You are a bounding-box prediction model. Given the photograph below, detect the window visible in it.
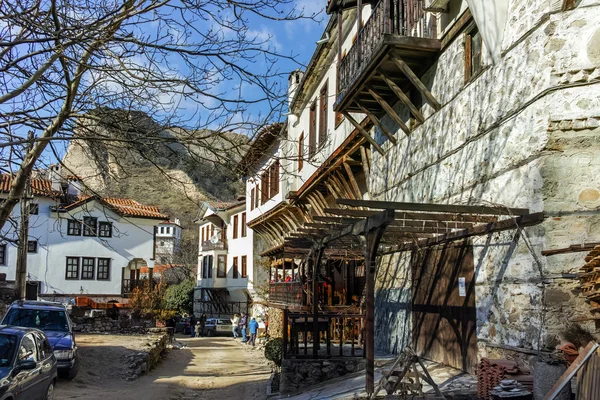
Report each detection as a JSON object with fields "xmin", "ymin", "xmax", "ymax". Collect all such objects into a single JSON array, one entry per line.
[
  {"xmin": 202, "ymin": 256, "xmax": 208, "ymax": 279},
  {"xmin": 250, "ymin": 188, "xmax": 255, "ymax": 210},
  {"xmin": 335, "ymin": 65, "xmax": 344, "ymax": 126},
  {"xmin": 298, "ymin": 132, "xmax": 304, "ymax": 171},
  {"xmin": 65, "ymin": 257, "xmax": 79, "ymax": 280},
  {"xmin": 319, "ymin": 81, "xmax": 328, "ymax": 147},
  {"xmin": 27, "ymin": 241, "xmax": 37, "ymax": 253},
  {"xmin": 309, "ymin": 101, "xmax": 317, "ymax": 158},
  {"xmin": 18, "ymin": 334, "xmax": 37, "ymax": 363},
  {"xmin": 98, "ymin": 222, "xmax": 112, "ymax": 238},
  {"xmin": 241, "ymin": 212, "xmax": 247, "ymax": 237},
  {"xmin": 254, "ymin": 186, "xmax": 259, "ymax": 209},
  {"xmin": 207, "ymin": 255, "xmax": 213, "ymax": 278},
  {"xmin": 210, "ymin": 224, "xmax": 214, "ymax": 238},
  {"xmin": 34, "ymin": 332, "xmax": 53, "ymax": 360},
  {"xmin": 465, "ymin": 26, "xmax": 483, "ymax": 82},
  {"xmin": 166, "ymin": 227, "xmax": 171, "ymax": 234},
  {"xmin": 232, "ymin": 256, "xmax": 239, "ymax": 279},
  {"xmin": 81, "ymin": 257, "xmax": 95, "ymax": 280},
  {"xmin": 29, "ymin": 204, "xmax": 39, "ymax": 215},
  {"xmin": 261, "ymin": 169, "xmax": 270, "ymax": 204},
  {"xmin": 97, "ymin": 258, "xmax": 110, "ymax": 280},
  {"xmin": 233, "ymin": 215, "xmax": 239, "ymax": 239},
  {"xmin": 0, "ymin": 244, "xmax": 6, "ymax": 265},
  {"xmin": 241, "ymin": 255, "xmax": 247, "ymax": 278},
  {"xmin": 67, "ymin": 219, "xmax": 81, "ymax": 236},
  {"xmin": 217, "ymin": 255, "xmax": 227, "ymax": 277},
  {"xmin": 83, "ymin": 217, "xmax": 97, "ymax": 236},
  {"xmin": 270, "ymin": 160, "xmax": 280, "ymax": 198},
  {"xmin": 160, "ymin": 241, "xmax": 165, "ymax": 246},
  {"xmin": 160, "ymin": 226, "xmax": 165, "ymax": 234}
]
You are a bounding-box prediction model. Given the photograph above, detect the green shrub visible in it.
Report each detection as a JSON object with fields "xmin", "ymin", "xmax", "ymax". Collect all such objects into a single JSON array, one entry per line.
[{"xmin": 264, "ymin": 337, "xmax": 283, "ymax": 367}]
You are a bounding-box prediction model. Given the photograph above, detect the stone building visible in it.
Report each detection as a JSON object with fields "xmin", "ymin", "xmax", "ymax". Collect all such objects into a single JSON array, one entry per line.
[
  {"xmin": 154, "ymin": 219, "xmax": 182, "ymax": 264},
  {"xmin": 243, "ymin": 0, "xmax": 600, "ymax": 394}
]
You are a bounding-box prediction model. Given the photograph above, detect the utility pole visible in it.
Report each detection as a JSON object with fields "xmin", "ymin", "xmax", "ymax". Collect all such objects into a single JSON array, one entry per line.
[{"xmin": 15, "ymin": 131, "xmax": 34, "ymax": 300}]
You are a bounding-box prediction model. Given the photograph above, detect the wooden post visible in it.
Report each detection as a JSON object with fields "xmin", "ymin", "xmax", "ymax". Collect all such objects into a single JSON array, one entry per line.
[
  {"xmin": 312, "ymin": 246, "xmax": 324, "ymax": 357},
  {"xmin": 282, "ymin": 308, "xmax": 289, "ymax": 359},
  {"xmin": 357, "ymin": 0, "xmax": 362, "ymax": 66}
]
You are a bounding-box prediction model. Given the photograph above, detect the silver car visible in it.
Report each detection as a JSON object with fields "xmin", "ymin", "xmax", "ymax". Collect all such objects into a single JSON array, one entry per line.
[{"xmin": 204, "ymin": 318, "xmax": 233, "ymax": 337}]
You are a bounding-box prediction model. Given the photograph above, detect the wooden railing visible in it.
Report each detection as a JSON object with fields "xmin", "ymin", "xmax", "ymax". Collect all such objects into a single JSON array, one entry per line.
[
  {"xmin": 269, "ymin": 282, "xmax": 305, "ymax": 306},
  {"xmin": 285, "ymin": 313, "xmax": 365, "ymax": 358},
  {"xmin": 121, "ymin": 278, "xmax": 158, "ymax": 295},
  {"xmin": 201, "ymin": 240, "xmax": 227, "ymax": 251},
  {"xmin": 337, "ymin": 0, "xmax": 436, "ymax": 101}
]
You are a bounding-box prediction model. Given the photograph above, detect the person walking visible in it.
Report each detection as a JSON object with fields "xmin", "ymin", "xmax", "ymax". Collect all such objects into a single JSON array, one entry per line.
[
  {"xmin": 231, "ymin": 314, "xmax": 240, "ymax": 339},
  {"xmin": 199, "ymin": 313, "xmax": 207, "ymax": 337},
  {"xmin": 248, "ymin": 317, "xmax": 259, "ymax": 346},
  {"xmin": 239, "ymin": 312, "xmax": 248, "ymax": 343},
  {"xmin": 190, "ymin": 314, "xmax": 196, "ymax": 338}
]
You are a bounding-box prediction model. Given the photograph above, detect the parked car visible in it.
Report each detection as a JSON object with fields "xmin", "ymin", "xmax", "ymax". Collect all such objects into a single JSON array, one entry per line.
[
  {"xmin": 0, "ymin": 325, "xmax": 58, "ymax": 400},
  {"xmin": 175, "ymin": 317, "xmax": 191, "ymax": 334},
  {"xmin": 204, "ymin": 318, "xmax": 233, "ymax": 337},
  {"xmin": 1, "ymin": 300, "xmax": 79, "ymax": 380}
]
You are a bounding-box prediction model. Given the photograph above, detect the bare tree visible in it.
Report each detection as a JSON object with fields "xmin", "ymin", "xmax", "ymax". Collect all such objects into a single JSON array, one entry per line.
[{"xmin": 0, "ymin": 0, "xmax": 317, "ymax": 230}]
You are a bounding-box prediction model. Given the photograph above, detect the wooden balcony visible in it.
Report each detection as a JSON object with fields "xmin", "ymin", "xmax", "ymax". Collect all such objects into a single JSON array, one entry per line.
[
  {"xmin": 269, "ymin": 282, "xmax": 306, "ymax": 307},
  {"xmin": 201, "ymin": 240, "xmax": 227, "ymax": 251},
  {"xmin": 335, "ymin": 0, "xmax": 442, "ymax": 143}
]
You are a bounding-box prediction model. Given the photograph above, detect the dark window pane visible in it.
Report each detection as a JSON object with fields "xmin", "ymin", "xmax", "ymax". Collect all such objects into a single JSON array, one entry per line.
[
  {"xmin": 83, "ymin": 217, "xmax": 97, "ymax": 236},
  {"xmin": 66, "ymin": 257, "xmax": 79, "ymax": 279},
  {"xmin": 81, "ymin": 257, "xmax": 95, "ymax": 279},
  {"xmin": 98, "ymin": 222, "xmax": 112, "ymax": 238},
  {"xmin": 97, "ymin": 258, "xmax": 110, "ymax": 280},
  {"xmin": 67, "ymin": 220, "xmax": 81, "ymax": 236},
  {"xmin": 0, "ymin": 244, "xmax": 5, "ymax": 265},
  {"xmin": 27, "ymin": 241, "xmax": 37, "ymax": 253}
]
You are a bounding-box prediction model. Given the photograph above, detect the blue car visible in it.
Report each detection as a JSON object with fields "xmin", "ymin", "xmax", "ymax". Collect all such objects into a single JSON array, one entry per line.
[
  {"xmin": 0, "ymin": 325, "xmax": 58, "ymax": 400},
  {"xmin": 1, "ymin": 301, "xmax": 78, "ymax": 380}
]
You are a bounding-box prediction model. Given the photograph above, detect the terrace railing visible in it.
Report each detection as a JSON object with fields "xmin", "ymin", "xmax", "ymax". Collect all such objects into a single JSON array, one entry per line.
[{"xmin": 269, "ymin": 282, "xmax": 305, "ymax": 306}]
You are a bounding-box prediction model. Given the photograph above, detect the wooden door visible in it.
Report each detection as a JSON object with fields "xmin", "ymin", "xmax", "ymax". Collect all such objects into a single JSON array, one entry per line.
[{"xmin": 411, "ymin": 242, "xmax": 477, "ymax": 373}]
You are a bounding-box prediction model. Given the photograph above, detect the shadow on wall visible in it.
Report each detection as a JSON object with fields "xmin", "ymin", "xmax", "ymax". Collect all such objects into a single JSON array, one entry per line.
[{"xmin": 375, "ymin": 252, "xmax": 412, "ymax": 355}]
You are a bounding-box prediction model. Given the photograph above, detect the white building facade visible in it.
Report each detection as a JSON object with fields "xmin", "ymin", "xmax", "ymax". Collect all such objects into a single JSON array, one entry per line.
[
  {"xmin": 0, "ymin": 175, "xmax": 168, "ymax": 302},
  {"xmin": 154, "ymin": 219, "xmax": 183, "ymax": 264}
]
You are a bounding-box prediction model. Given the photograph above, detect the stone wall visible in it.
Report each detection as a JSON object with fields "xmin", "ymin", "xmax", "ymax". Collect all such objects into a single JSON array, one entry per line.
[
  {"xmin": 72, "ymin": 316, "xmax": 148, "ymax": 334},
  {"xmin": 268, "ymin": 307, "xmax": 284, "ymax": 338},
  {"xmin": 370, "ymin": 3, "xmax": 600, "ymax": 363},
  {"xmin": 280, "ymin": 358, "xmax": 365, "ymax": 394},
  {"xmin": 125, "ymin": 333, "xmax": 168, "ymax": 380}
]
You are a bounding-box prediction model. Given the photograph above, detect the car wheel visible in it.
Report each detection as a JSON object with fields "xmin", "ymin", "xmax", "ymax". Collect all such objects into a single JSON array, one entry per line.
[{"xmin": 46, "ymin": 381, "xmax": 55, "ymax": 400}]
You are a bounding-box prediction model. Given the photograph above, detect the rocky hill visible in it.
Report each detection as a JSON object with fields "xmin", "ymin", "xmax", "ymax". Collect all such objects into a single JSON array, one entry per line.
[{"xmin": 62, "ymin": 109, "xmax": 248, "ymax": 244}]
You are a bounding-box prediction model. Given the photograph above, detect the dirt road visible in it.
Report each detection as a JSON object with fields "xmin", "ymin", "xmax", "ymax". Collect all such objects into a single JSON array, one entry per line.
[{"xmin": 55, "ymin": 334, "xmax": 271, "ymax": 400}]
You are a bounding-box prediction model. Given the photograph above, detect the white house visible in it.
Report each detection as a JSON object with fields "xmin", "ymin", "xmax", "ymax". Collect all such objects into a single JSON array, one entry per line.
[
  {"xmin": 155, "ymin": 219, "xmax": 182, "ymax": 264},
  {"xmin": 0, "ymin": 173, "xmax": 168, "ymax": 302},
  {"xmin": 195, "ymin": 199, "xmax": 260, "ymax": 316}
]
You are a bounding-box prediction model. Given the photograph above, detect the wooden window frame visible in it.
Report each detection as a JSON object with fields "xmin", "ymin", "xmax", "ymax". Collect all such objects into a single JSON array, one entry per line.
[
  {"xmin": 250, "ymin": 188, "xmax": 255, "ymax": 210},
  {"xmin": 97, "ymin": 258, "xmax": 110, "ymax": 280},
  {"xmin": 319, "ymin": 81, "xmax": 328, "ymax": 148},
  {"xmin": 81, "ymin": 257, "xmax": 95, "ymax": 280},
  {"xmin": 207, "ymin": 255, "xmax": 213, "ymax": 278},
  {"xmin": 269, "ymin": 159, "xmax": 280, "ymax": 198},
  {"xmin": 0, "ymin": 244, "xmax": 6, "ymax": 265},
  {"xmin": 67, "ymin": 219, "xmax": 81, "ymax": 236},
  {"xmin": 232, "ymin": 256, "xmax": 239, "ymax": 279},
  {"xmin": 65, "ymin": 257, "xmax": 79, "ymax": 280},
  {"xmin": 241, "ymin": 255, "xmax": 248, "ymax": 278},
  {"xmin": 298, "ymin": 132, "xmax": 304, "ymax": 171},
  {"xmin": 98, "ymin": 222, "xmax": 112, "ymax": 238},
  {"xmin": 241, "ymin": 212, "xmax": 247, "ymax": 237},
  {"xmin": 27, "ymin": 241, "xmax": 37, "ymax": 253},
  {"xmin": 309, "ymin": 101, "xmax": 317, "ymax": 158},
  {"xmin": 261, "ymin": 169, "xmax": 270, "ymax": 204},
  {"xmin": 83, "ymin": 216, "xmax": 97, "ymax": 237},
  {"xmin": 210, "ymin": 224, "xmax": 214, "ymax": 238},
  {"xmin": 233, "ymin": 214, "xmax": 239, "ymax": 239},
  {"xmin": 29, "ymin": 204, "xmax": 39, "ymax": 215},
  {"xmin": 217, "ymin": 255, "xmax": 227, "ymax": 277},
  {"xmin": 464, "ymin": 24, "xmax": 483, "ymax": 83}
]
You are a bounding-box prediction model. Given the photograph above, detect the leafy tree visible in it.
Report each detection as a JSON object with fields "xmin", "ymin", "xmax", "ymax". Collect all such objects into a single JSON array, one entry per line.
[
  {"xmin": 164, "ymin": 278, "xmax": 195, "ymax": 316},
  {"xmin": 129, "ymin": 280, "xmax": 175, "ymax": 321}
]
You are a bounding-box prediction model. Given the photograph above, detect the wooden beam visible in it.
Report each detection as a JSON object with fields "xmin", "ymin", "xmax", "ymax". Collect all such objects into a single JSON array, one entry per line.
[
  {"xmin": 342, "ymin": 112, "xmax": 385, "ymax": 155},
  {"xmin": 390, "ymin": 53, "xmax": 442, "ymax": 111},
  {"xmin": 354, "ymin": 100, "xmax": 398, "ymax": 145},
  {"xmin": 336, "ymin": 198, "xmax": 531, "ymax": 216},
  {"xmin": 360, "ymin": 146, "xmax": 370, "ymax": 190},
  {"xmin": 324, "ymin": 207, "xmax": 500, "ymax": 223},
  {"xmin": 343, "ymin": 162, "xmax": 363, "ymax": 200},
  {"xmin": 366, "ymin": 86, "xmax": 411, "ymax": 135},
  {"xmin": 541, "ymin": 242, "xmax": 600, "ymax": 256},
  {"xmin": 383, "ymin": 212, "xmax": 545, "ymax": 253},
  {"xmin": 324, "ymin": 209, "xmax": 395, "ymax": 244},
  {"xmin": 313, "ymin": 215, "xmax": 361, "ymax": 224},
  {"xmin": 378, "ymin": 71, "xmax": 425, "ymax": 123}
]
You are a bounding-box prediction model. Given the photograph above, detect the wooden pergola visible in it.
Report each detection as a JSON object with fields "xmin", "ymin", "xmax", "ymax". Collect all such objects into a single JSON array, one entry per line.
[{"xmin": 282, "ymin": 198, "xmax": 544, "ymax": 395}]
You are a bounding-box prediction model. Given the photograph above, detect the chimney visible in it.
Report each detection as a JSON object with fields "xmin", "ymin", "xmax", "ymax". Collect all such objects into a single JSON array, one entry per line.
[
  {"xmin": 288, "ymin": 69, "xmax": 304, "ymax": 110},
  {"xmin": 174, "ymin": 218, "xmax": 181, "ymax": 226},
  {"xmin": 49, "ymin": 164, "xmax": 62, "ymax": 192},
  {"xmin": 67, "ymin": 177, "xmax": 83, "ymax": 196}
]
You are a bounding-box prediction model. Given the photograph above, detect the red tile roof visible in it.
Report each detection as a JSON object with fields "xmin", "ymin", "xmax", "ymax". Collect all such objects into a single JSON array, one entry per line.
[
  {"xmin": 64, "ymin": 195, "xmax": 168, "ymax": 220},
  {"xmin": 208, "ymin": 199, "xmax": 246, "ymax": 211},
  {"xmin": 0, "ymin": 175, "xmax": 60, "ymax": 198}
]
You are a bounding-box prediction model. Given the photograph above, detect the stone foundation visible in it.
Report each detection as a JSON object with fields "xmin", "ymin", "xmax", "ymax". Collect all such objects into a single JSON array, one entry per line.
[
  {"xmin": 280, "ymin": 358, "xmax": 365, "ymax": 394},
  {"xmin": 72, "ymin": 316, "xmax": 148, "ymax": 334}
]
